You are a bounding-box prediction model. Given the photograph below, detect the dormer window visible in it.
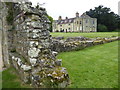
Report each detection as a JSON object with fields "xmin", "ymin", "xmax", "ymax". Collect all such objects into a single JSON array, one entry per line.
[
  {"xmin": 65, "ymin": 20, "xmax": 67, "ymax": 23},
  {"xmin": 69, "ymin": 20, "xmax": 72, "ymax": 23}
]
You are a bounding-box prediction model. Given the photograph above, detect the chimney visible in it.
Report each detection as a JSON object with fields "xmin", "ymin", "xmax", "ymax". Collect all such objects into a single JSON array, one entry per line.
[
  {"xmin": 83, "ymin": 12, "xmax": 86, "ymax": 15},
  {"xmin": 76, "ymin": 12, "xmax": 79, "ymax": 17},
  {"xmin": 58, "ymin": 16, "xmax": 62, "ymax": 20},
  {"xmin": 65, "ymin": 17, "xmax": 68, "ymax": 19}
]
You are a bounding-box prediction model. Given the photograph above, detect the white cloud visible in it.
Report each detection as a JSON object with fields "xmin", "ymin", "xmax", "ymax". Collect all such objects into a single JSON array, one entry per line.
[{"xmin": 30, "ymin": 0, "xmax": 119, "ymax": 20}]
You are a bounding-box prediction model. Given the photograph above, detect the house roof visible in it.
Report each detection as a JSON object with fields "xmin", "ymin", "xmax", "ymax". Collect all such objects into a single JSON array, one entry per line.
[
  {"xmin": 57, "ymin": 18, "xmax": 75, "ymax": 24},
  {"xmin": 54, "ymin": 13, "xmax": 96, "ymax": 24},
  {"xmin": 80, "ymin": 13, "xmax": 91, "ymax": 18}
]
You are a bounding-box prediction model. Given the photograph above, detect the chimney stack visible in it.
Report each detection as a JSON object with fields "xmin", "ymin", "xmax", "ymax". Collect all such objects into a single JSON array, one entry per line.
[
  {"xmin": 65, "ymin": 17, "xmax": 68, "ymax": 19},
  {"xmin": 76, "ymin": 12, "xmax": 79, "ymax": 17},
  {"xmin": 58, "ymin": 16, "xmax": 62, "ymax": 20}
]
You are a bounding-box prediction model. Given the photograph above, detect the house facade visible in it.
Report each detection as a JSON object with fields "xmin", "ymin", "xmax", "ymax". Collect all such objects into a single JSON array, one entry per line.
[{"xmin": 52, "ymin": 12, "xmax": 97, "ymax": 32}]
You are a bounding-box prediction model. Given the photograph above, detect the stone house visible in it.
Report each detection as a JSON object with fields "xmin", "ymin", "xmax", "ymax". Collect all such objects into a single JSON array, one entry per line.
[{"xmin": 52, "ymin": 12, "xmax": 97, "ymax": 32}]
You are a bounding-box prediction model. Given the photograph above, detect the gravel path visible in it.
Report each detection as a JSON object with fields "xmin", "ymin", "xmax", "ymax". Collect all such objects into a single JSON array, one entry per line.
[{"xmin": 0, "ymin": 30, "xmax": 3, "ymax": 72}]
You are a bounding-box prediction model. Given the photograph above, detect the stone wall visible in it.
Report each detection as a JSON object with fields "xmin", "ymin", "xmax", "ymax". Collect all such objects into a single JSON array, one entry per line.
[
  {"xmin": 0, "ymin": 2, "xmax": 10, "ymax": 68},
  {"xmin": 8, "ymin": 2, "xmax": 69, "ymax": 88},
  {"xmin": 51, "ymin": 36, "xmax": 119, "ymax": 52}
]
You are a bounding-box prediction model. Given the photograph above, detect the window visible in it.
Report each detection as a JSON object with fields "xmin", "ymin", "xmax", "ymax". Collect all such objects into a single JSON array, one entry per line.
[
  {"xmin": 93, "ymin": 20, "xmax": 94, "ymax": 24},
  {"xmin": 80, "ymin": 21, "xmax": 82, "ymax": 24},
  {"xmin": 61, "ymin": 21, "xmax": 64, "ymax": 23},
  {"xmin": 69, "ymin": 20, "xmax": 72, "ymax": 22},
  {"xmin": 68, "ymin": 28, "xmax": 70, "ymax": 30},
  {"xmin": 86, "ymin": 20, "xmax": 88, "ymax": 23},
  {"xmin": 77, "ymin": 21, "xmax": 79, "ymax": 24},
  {"xmin": 77, "ymin": 27, "xmax": 79, "ymax": 30},
  {"xmin": 60, "ymin": 25, "xmax": 62, "ymax": 27},
  {"xmin": 69, "ymin": 24, "xmax": 70, "ymax": 25},
  {"xmin": 80, "ymin": 26, "xmax": 82, "ymax": 30}
]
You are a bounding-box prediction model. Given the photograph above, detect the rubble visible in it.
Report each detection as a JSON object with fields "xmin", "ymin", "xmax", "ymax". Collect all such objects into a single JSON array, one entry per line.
[{"xmin": 51, "ymin": 36, "xmax": 119, "ymax": 52}]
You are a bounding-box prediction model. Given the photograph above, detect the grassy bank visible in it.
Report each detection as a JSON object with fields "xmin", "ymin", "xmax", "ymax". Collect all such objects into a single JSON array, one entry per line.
[
  {"xmin": 2, "ymin": 68, "xmax": 32, "ymax": 88},
  {"xmin": 51, "ymin": 32, "xmax": 118, "ymax": 38},
  {"xmin": 57, "ymin": 41, "xmax": 118, "ymax": 88}
]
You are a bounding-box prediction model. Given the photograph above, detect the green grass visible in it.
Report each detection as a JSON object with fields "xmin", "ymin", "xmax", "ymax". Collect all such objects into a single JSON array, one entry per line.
[
  {"xmin": 2, "ymin": 68, "xmax": 32, "ymax": 88},
  {"xmin": 51, "ymin": 32, "xmax": 118, "ymax": 38},
  {"xmin": 57, "ymin": 41, "xmax": 118, "ymax": 88},
  {"xmin": 0, "ymin": 72, "xmax": 2, "ymax": 89}
]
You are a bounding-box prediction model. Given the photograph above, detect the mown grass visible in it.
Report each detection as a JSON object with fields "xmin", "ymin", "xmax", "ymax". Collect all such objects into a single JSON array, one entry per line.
[
  {"xmin": 2, "ymin": 68, "xmax": 32, "ymax": 88},
  {"xmin": 57, "ymin": 41, "xmax": 118, "ymax": 88},
  {"xmin": 0, "ymin": 72, "xmax": 2, "ymax": 89},
  {"xmin": 51, "ymin": 32, "xmax": 118, "ymax": 38}
]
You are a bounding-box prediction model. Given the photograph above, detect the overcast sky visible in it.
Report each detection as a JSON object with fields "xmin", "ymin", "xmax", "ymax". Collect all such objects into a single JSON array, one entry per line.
[{"xmin": 30, "ymin": 0, "xmax": 120, "ymax": 20}]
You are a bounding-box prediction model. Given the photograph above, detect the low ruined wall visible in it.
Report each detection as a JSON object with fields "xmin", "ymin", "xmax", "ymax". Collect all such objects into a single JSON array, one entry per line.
[
  {"xmin": 9, "ymin": 2, "xmax": 69, "ymax": 88},
  {"xmin": 51, "ymin": 36, "xmax": 119, "ymax": 52}
]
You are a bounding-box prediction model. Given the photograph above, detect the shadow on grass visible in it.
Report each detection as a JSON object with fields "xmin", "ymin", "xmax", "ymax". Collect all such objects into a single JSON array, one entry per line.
[{"xmin": 2, "ymin": 67, "xmax": 32, "ymax": 88}]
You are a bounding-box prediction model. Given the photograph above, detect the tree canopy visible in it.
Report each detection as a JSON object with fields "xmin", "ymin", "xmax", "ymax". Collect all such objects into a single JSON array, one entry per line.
[
  {"xmin": 46, "ymin": 15, "xmax": 53, "ymax": 32},
  {"xmin": 86, "ymin": 5, "xmax": 120, "ymax": 32}
]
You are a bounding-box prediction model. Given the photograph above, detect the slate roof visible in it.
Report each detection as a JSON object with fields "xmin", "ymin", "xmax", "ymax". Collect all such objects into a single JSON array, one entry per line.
[
  {"xmin": 80, "ymin": 13, "xmax": 91, "ymax": 18},
  {"xmin": 55, "ymin": 13, "xmax": 94, "ymax": 24},
  {"xmin": 57, "ymin": 18, "xmax": 75, "ymax": 24}
]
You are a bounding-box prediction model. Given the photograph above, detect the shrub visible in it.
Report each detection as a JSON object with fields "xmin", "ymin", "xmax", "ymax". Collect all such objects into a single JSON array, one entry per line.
[{"xmin": 98, "ymin": 24, "xmax": 108, "ymax": 32}]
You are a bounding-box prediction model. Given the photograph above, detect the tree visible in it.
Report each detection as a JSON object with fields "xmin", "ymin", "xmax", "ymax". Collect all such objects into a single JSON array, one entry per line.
[
  {"xmin": 86, "ymin": 5, "xmax": 120, "ymax": 32},
  {"xmin": 46, "ymin": 15, "xmax": 53, "ymax": 32}
]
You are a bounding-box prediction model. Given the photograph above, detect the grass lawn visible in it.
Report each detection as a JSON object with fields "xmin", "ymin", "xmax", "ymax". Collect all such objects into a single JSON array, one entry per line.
[
  {"xmin": 51, "ymin": 32, "xmax": 118, "ymax": 38},
  {"xmin": 57, "ymin": 41, "xmax": 118, "ymax": 88},
  {"xmin": 0, "ymin": 72, "xmax": 2, "ymax": 89},
  {"xmin": 2, "ymin": 68, "xmax": 32, "ymax": 88}
]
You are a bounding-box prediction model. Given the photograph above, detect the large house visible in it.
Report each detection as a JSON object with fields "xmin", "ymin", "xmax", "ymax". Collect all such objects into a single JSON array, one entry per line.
[{"xmin": 52, "ymin": 12, "xmax": 97, "ymax": 32}]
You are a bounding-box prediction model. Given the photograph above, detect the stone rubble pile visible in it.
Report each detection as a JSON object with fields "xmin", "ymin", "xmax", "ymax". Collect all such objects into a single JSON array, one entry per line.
[
  {"xmin": 66, "ymin": 36, "xmax": 90, "ymax": 42},
  {"xmin": 9, "ymin": 2, "xmax": 69, "ymax": 88},
  {"xmin": 51, "ymin": 36, "xmax": 119, "ymax": 52}
]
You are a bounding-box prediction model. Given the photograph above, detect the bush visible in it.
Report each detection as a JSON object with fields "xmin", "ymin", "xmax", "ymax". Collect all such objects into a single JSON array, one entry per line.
[
  {"xmin": 98, "ymin": 24, "xmax": 108, "ymax": 32},
  {"xmin": 113, "ymin": 29, "xmax": 120, "ymax": 32}
]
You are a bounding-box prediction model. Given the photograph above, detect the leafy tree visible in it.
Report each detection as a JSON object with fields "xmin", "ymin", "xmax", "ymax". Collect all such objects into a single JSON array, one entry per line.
[
  {"xmin": 86, "ymin": 5, "xmax": 120, "ymax": 32},
  {"xmin": 46, "ymin": 15, "xmax": 53, "ymax": 32}
]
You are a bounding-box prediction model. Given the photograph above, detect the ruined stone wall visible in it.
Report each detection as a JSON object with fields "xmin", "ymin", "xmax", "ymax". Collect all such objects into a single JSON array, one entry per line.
[
  {"xmin": 51, "ymin": 36, "xmax": 119, "ymax": 52},
  {"xmin": 0, "ymin": 2, "xmax": 10, "ymax": 67},
  {"xmin": 9, "ymin": 2, "xmax": 69, "ymax": 88}
]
